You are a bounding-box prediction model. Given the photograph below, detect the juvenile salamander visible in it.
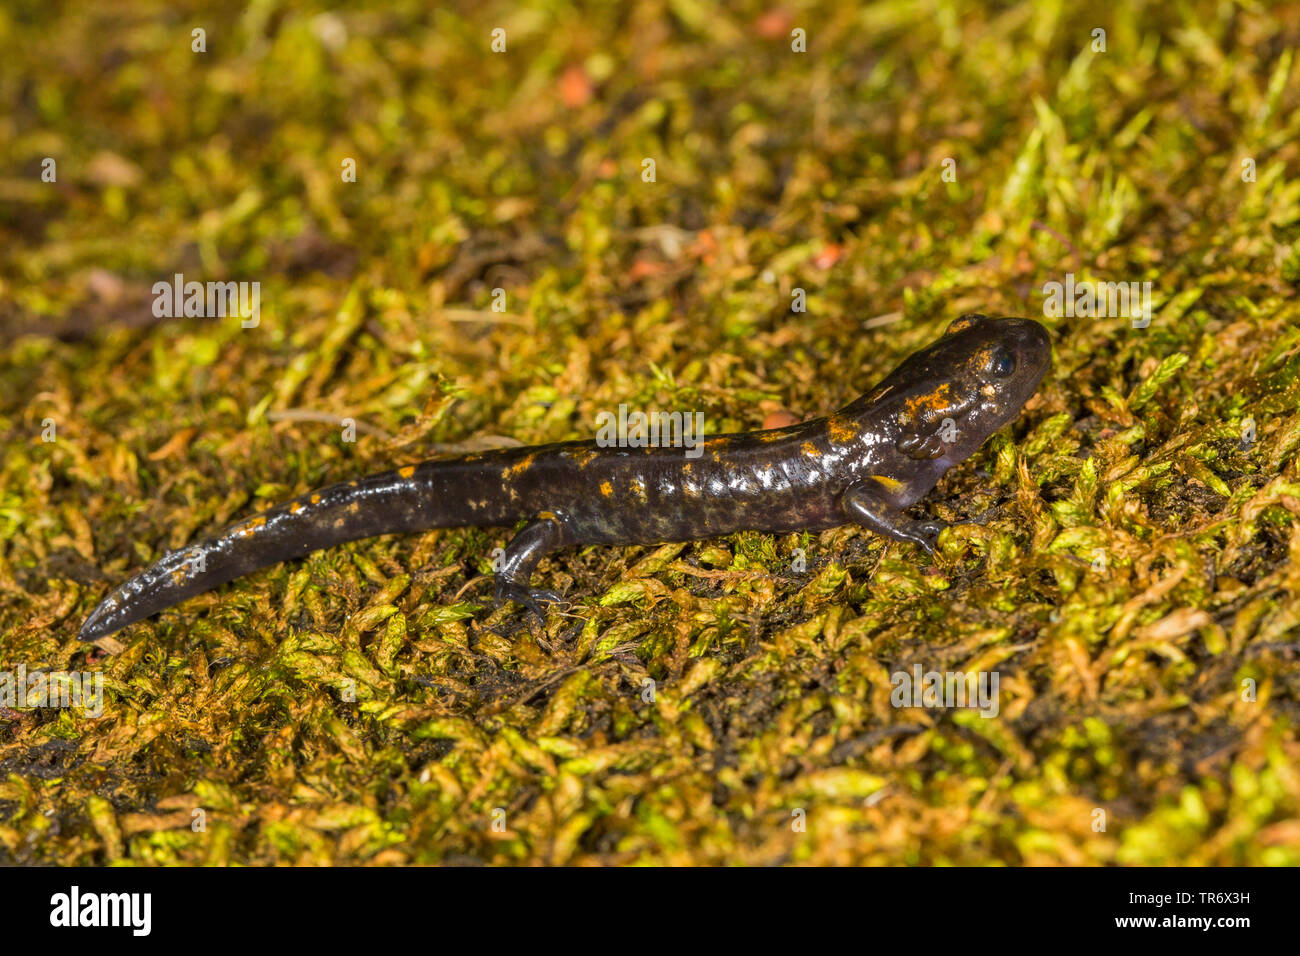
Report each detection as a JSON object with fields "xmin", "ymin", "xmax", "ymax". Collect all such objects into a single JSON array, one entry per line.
[{"xmin": 78, "ymin": 314, "xmax": 1051, "ymax": 642}]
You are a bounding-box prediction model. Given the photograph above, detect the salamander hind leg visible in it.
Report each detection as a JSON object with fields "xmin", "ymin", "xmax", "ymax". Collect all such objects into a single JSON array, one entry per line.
[
  {"xmin": 492, "ymin": 514, "xmax": 569, "ymax": 619},
  {"xmin": 841, "ymin": 481, "xmax": 944, "ymax": 555}
]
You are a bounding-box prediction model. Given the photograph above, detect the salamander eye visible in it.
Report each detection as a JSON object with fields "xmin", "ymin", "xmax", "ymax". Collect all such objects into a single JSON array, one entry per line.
[{"xmin": 990, "ymin": 349, "xmax": 1016, "ymax": 377}]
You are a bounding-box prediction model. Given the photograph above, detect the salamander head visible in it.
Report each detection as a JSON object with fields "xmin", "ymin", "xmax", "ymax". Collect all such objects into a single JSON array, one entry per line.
[{"xmin": 861, "ymin": 313, "xmax": 1052, "ymax": 466}]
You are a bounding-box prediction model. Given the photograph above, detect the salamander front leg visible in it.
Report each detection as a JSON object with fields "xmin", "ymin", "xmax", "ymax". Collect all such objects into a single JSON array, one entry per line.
[
  {"xmin": 841, "ymin": 481, "xmax": 943, "ymax": 555},
  {"xmin": 493, "ymin": 514, "xmax": 568, "ymax": 618}
]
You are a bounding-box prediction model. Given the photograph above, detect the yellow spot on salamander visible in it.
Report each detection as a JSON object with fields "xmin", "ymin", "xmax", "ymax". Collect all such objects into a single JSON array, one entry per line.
[
  {"xmin": 236, "ymin": 517, "xmax": 268, "ymax": 538},
  {"xmin": 311, "ymin": 494, "xmax": 322, "ymax": 505},
  {"xmin": 801, "ymin": 441, "xmax": 821, "ymax": 458},
  {"xmin": 871, "ymin": 474, "xmax": 905, "ymax": 494},
  {"xmin": 501, "ymin": 453, "xmax": 537, "ymax": 479},
  {"xmin": 171, "ymin": 569, "xmax": 187, "ymax": 585},
  {"xmin": 703, "ymin": 436, "xmax": 730, "ymax": 462},
  {"xmin": 600, "ymin": 480, "xmax": 614, "ymax": 497},
  {"xmin": 903, "ymin": 382, "xmax": 954, "ymax": 418},
  {"xmin": 398, "ymin": 465, "xmax": 416, "ymax": 479},
  {"xmin": 289, "ymin": 502, "xmax": 304, "ymax": 514},
  {"xmin": 826, "ymin": 415, "xmax": 858, "ymax": 444}
]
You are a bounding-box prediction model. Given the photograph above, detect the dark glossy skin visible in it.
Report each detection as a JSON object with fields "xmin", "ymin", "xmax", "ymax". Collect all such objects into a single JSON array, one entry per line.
[{"xmin": 78, "ymin": 314, "xmax": 1051, "ymax": 642}]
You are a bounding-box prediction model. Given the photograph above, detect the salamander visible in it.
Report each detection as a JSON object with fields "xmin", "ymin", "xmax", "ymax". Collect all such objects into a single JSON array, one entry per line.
[{"xmin": 77, "ymin": 313, "xmax": 1051, "ymax": 642}]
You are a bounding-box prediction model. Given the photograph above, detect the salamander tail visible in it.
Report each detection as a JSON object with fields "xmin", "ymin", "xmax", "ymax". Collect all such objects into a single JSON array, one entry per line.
[{"xmin": 77, "ymin": 464, "xmax": 491, "ymax": 642}]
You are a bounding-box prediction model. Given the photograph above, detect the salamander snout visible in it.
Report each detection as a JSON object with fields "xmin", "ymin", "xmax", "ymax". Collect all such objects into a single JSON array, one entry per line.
[
  {"xmin": 942, "ymin": 313, "xmax": 1051, "ymax": 391},
  {"xmin": 995, "ymin": 316, "xmax": 1052, "ymax": 390},
  {"xmin": 922, "ymin": 314, "xmax": 1053, "ymax": 457}
]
